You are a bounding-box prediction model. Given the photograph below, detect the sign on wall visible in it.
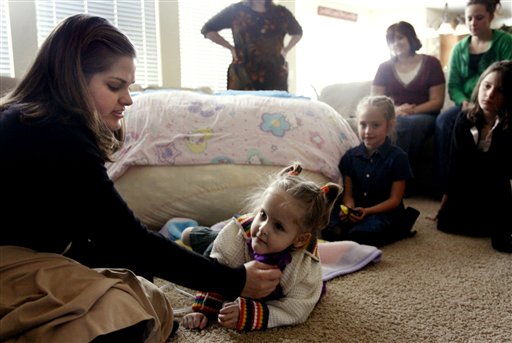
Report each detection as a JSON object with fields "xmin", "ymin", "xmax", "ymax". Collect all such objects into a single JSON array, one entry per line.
[{"xmin": 317, "ymin": 6, "xmax": 358, "ymax": 22}]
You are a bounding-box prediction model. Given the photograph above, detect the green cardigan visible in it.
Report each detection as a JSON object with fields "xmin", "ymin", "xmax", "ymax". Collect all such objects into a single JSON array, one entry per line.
[{"xmin": 448, "ymin": 29, "xmax": 512, "ymax": 106}]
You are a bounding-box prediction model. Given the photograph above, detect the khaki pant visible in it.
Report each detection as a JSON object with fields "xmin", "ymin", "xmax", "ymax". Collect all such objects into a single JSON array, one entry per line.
[{"xmin": 0, "ymin": 246, "xmax": 173, "ymax": 343}]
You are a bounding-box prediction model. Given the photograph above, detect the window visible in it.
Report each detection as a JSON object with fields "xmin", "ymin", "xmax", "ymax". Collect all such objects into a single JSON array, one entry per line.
[
  {"xmin": 35, "ymin": 0, "xmax": 160, "ymax": 87},
  {"xmin": 178, "ymin": 0, "xmax": 235, "ymax": 92},
  {"xmin": 0, "ymin": 0, "xmax": 14, "ymax": 77}
]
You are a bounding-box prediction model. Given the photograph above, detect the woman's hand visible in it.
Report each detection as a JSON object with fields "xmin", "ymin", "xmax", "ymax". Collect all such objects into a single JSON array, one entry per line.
[
  {"xmin": 461, "ymin": 100, "xmax": 470, "ymax": 111},
  {"xmin": 281, "ymin": 48, "xmax": 288, "ymax": 59},
  {"xmin": 241, "ymin": 261, "xmax": 281, "ymax": 299},
  {"xmin": 396, "ymin": 104, "xmax": 415, "ymax": 116},
  {"xmin": 218, "ymin": 300, "xmax": 240, "ymax": 329},
  {"xmin": 181, "ymin": 312, "xmax": 208, "ymax": 329},
  {"xmin": 230, "ymin": 47, "xmax": 239, "ymax": 63},
  {"xmin": 425, "ymin": 212, "xmax": 439, "ymax": 222},
  {"xmin": 427, "ymin": 194, "xmax": 447, "ymax": 221}
]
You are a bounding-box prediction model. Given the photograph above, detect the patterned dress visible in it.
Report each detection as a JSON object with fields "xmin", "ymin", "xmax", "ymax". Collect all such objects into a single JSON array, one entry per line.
[{"xmin": 201, "ymin": 2, "xmax": 302, "ymax": 91}]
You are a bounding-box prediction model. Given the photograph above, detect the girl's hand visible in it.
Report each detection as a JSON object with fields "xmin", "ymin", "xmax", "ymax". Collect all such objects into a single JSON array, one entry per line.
[
  {"xmin": 218, "ymin": 300, "xmax": 240, "ymax": 329},
  {"xmin": 339, "ymin": 205, "xmax": 350, "ymax": 222},
  {"xmin": 349, "ymin": 207, "xmax": 365, "ymax": 222},
  {"xmin": 181, "ymin": 312, "xmax": 208, "ymax": 330},
  {"xmin": 427, "ymin": 195, "xmax": 446, "ymax": 222},
  {"xmin": 425, "ymin": 213, "xmax": 438, "ymax": 222},
  {"xmin": 426, "ymin": 207, "xmax": 442, "ymax": 222}
]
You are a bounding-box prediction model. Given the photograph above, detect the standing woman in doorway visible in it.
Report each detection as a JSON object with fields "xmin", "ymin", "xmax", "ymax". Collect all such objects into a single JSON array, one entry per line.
[
  {"xmin": 201, "ymin": 0, "xmax": 303, "ymax": 91},
  {"xmin": 435, "ymin": 0, "xmax": 512, "ymax": 194}
]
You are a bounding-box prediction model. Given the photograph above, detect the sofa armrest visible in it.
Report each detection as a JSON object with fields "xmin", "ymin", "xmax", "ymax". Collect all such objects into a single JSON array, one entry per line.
[{"xmin": 318, "ymin": 80, "xmax": 371, "ymax": 134}]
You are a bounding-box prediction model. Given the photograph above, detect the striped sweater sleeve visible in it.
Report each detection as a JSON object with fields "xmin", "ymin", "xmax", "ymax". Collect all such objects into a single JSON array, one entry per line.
[
  {"xmin": 235, "ymin": 297, "xmax": 270, "ymax": 331},
  {"xmin": 192, "ymin": 291, "xmax": 225, "ymax": 316}
]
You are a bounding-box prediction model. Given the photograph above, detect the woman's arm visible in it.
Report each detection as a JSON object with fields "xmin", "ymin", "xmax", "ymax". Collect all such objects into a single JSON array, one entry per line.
[
  {"xmin": 361, "ymin": 179, "xmax": 406, "ymax": 216},
  {"xmin": 281, "ymin": 34, "xmax": 302, "ymax": 58},
  {"xmin": 205, "ymin": 32, "xmax": 237, "ymax": 62},
  {"xmin": 408, "ymin": 83, "xmax": 445, "ymax": 114},
  {"xmin": 447, "ymin": 44, "xmax": 468, "ymax": 106}
]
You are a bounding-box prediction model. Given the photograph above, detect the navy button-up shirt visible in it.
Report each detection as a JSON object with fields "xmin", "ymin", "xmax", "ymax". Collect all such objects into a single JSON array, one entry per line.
[{"xmin": 339, "ymin": 137, "xmax": 413, "ymax": 208}]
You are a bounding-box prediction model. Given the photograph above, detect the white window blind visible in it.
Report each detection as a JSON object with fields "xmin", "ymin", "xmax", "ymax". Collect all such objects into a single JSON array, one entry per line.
[
  {"xmin": 178, "ymin": 0, "xmax": 236, "ymax": 92},
  {"xmin": 35, "ymin": 0, "xmax": 160, "ymax": 87},
  {"xmin": 0, "ymin": 0, "xmax": 14, "ymax": 77}
]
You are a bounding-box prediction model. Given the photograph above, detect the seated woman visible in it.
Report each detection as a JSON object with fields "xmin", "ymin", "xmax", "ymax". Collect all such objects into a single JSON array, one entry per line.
[{"xmin": 371, "ymin": 21, "xmax": 445, "ymax": 195}]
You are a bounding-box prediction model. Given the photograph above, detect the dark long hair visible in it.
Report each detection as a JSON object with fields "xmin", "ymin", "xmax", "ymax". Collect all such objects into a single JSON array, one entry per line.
[
  {"xmin": 0, "ymin": 14, "xmax": 136, "ymax": 161},
  {"xmin": 467, "ymin": 60, "xmax": 512, "ymax": 131}
]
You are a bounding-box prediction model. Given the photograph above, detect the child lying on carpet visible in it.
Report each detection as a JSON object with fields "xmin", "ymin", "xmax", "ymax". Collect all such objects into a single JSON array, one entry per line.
[{"xmin": 180, "ymin": 162, "xmax": 340, "ymax": 331}]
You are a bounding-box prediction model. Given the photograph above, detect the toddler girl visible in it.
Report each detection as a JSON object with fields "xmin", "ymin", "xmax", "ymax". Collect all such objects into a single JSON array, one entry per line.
[{"xmin": 181, "ymin": 162, "xmax": 340, "ymax": 331}]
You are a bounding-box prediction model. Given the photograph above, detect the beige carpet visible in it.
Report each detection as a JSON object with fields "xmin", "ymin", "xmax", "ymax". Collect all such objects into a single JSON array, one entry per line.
[{"xmin": 158, "ymin": 197, "xmax": 512, "ymax": 342}]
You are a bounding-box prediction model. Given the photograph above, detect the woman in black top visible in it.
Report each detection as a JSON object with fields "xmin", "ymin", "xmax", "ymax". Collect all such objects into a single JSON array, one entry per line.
[{"xmin": 0, "ymin": 14, "xmax": 281, "ymax": 341}]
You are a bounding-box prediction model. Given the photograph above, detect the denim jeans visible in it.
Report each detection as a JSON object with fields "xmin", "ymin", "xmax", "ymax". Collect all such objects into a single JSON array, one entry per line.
[{"xmin": 435, "ymin": 105, "xmax": 460, "ymax": 192}]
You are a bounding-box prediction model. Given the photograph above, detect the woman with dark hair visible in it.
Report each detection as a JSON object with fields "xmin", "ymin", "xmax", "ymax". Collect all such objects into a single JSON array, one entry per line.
[
  {"xmin": 0, "ymin": 14, "xmax": 281, "ymax": 342},
  {"xmin": 435, "ymin": 0, "xmax": 512, "ymax": 195},
  {"xmin": 434, "ymin": 60, "xmax": 512, "ymax": 253},
  {"xmin": 372, "ymin": 21, "xmax": 445, "ymax": 195},
  {"xmin": 201, "ymin": 0, "xmax": 303, "ymax": 91}
]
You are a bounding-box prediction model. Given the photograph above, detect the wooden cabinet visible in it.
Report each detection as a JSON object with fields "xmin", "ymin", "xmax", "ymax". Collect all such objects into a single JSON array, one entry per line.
[{"xmin": 439, "ymin": 34, "xmax": 466, "ymax": 68}]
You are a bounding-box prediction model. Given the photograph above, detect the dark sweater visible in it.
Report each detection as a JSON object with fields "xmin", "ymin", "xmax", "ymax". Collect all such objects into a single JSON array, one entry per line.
[{"xmin": 0, "ymin": 107, "xmax": 245, "ymax": 299}]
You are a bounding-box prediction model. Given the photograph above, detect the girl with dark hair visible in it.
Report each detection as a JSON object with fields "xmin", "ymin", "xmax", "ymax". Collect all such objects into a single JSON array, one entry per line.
[
  {"xmin": 372, "ymin": 21, "xmax": 446, "ymax": 195},
  {"xmin": 434, "ymin": 60, "xmax": 512, "ymax": 253},
  {"xmin": 201, "ymin": 0, "xmax": 303, "ymax": 91},
  {"xmin": 435, "ymin": 0, "xmax": 512, "ymax": 195},
  {"xmin": 0, "ymin": 14, "xmax": 281, "ymax": 342}
]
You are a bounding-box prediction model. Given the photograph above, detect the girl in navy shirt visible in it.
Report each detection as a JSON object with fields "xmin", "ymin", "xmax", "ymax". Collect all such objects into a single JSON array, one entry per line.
[{"xmin": 323, "ymin": 96, "xmax": 418, "ymax": 246}]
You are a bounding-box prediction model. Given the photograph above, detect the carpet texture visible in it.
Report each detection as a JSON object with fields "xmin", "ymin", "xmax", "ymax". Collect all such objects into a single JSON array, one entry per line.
[{"xmin": 159, "ymin": 197, "xmax": 512, "ymax": 342}]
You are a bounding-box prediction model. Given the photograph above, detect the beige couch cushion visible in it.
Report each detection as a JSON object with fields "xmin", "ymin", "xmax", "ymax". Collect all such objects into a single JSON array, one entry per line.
[
  {"xmin": 318, "ymin": 81, "xmax": 371, "ymax": 133},
  {"xmin": 318, "ymin": 76, "xmax": 454, "ymax": 132},
  {"xmin": 114, "ymin": 164, "xmax": 329, "ymax": 230}
]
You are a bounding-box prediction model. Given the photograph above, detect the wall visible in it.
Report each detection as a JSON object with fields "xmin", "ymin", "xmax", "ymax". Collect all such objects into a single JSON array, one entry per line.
[
  {"xmin": 7, "ymin": 1, "xmax": 38, "ymax": 80},
  {"xmin": 294, "ymin": 1, "xmax": 430, "ymax": 97},
  {"xmin": 158, "ymin": 1, "xmax": 181, "ymax": 88},
  {"xmin": 5, "ymin": 0, "xmax": 511, "ymax": 94}
]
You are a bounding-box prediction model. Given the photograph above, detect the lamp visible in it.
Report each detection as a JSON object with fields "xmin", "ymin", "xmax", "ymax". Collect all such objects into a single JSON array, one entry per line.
[
  {"xmin": 437, "ymin": 2, "xmax": 454, "ymax": 35},
  {"xmin": 454, "ymin": 15, "xmax": 469, "ymax": 36}
]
